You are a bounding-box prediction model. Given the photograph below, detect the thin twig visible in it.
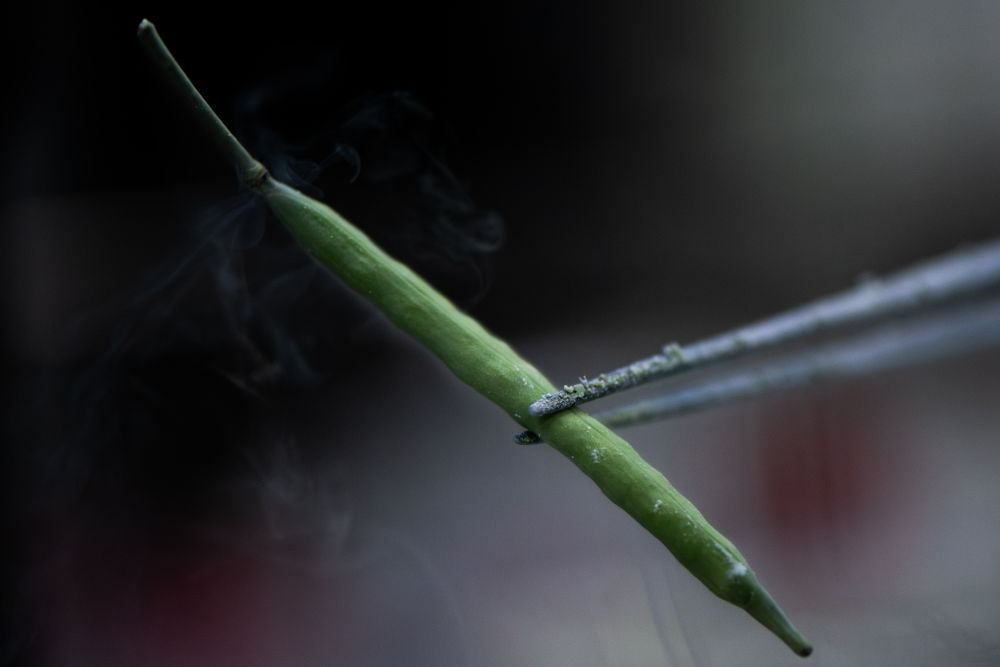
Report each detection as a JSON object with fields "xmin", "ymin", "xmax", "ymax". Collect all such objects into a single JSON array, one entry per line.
[
  {"xmin": 529, "ymin": 238, "xmax": 1000, "ymax": 417},
  {"xmin": 597, "ymin": 299, "xmax": 1000, "ymax": 427},
  {"xmin": 515, "ymin": 298, "xmax": 1000, "ymax": 443}
]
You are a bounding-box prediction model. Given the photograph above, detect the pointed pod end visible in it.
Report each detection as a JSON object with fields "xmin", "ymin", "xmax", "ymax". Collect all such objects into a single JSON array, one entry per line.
[{"xmin": 741, "ymin": 583, "xmax": 813, "ymax": 657}]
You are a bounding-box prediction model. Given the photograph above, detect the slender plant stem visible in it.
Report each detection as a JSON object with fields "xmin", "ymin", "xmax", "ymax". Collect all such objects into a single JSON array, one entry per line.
[
  {"xmin": 515, "ymin": 298, "xmax": 1000, "ymax": 443},
  {"xmin": 137, "ymin": 19, "xmax": 267, "ymax": 188},
  {"xmin": 530, "ymin": 238, "xmax": 1000, "ymax": 417},
  {"xmin": 137, "ymin": 19, "xmax": 812, "ymax": 656}
]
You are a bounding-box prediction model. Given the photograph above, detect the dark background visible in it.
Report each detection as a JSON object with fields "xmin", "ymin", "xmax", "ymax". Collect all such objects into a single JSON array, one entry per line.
[{"xmin": 3, "ymin": 2, "xmax": 1000, "ymax": 665}]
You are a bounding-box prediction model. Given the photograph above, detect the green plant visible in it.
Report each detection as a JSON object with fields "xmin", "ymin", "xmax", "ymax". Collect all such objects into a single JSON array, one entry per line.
[{"xmin": 138, "ymin": 19, "xmax": 811, "ymax": 656}]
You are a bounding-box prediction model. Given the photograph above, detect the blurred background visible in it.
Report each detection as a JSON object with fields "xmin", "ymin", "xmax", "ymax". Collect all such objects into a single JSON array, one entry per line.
[{"xmin": 2, "ymin": 2, "xmax": 999, "ymax": 665}]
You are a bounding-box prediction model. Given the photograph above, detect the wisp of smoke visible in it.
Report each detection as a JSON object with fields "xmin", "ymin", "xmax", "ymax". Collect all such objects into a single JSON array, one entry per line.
[{"xmin": 234, "ymin": 70, "xmax": 506, "ymax": 305}]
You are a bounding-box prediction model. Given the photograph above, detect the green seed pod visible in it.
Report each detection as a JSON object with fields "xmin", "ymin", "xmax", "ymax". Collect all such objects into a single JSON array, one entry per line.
[
  {"xmin": 261, "ymin": 179, "xmax": 812, "ymax": 657},
  {"xmin": 138, "ymin": 19, "xmax": 812, "ymax": 657}
]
